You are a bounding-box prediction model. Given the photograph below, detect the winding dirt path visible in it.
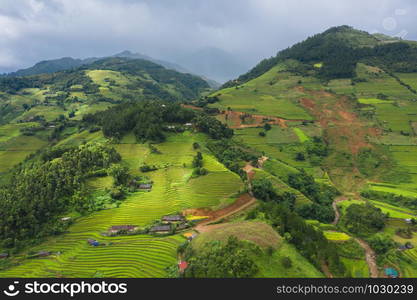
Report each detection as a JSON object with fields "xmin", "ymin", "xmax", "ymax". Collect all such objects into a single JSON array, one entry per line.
[
  {"xmin": 332, "ymin": 196, "xmax": 347, "ymax": 225},
  {"xmin": 354, "ymin": 238, "xmax": 379, "ymax": 278},
  {"xmin": 331, "ymin": 195, "xmax": 380, "ymax": 278},
  {"xmin": 190, "ymin": 158, "xmax": 269, "ymax": 233}
]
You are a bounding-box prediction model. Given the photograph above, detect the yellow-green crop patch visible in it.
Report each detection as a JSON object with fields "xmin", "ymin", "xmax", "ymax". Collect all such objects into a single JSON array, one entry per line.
[
  {"xmin": 323, "ymin": 231, "xmax": 351, "ymax": 241},
  {"xmin": 86, "ymin": 70, "xmax": 130, "ymax": 87},
  {"xmin": 358, "ymin": 98, "xmax": 395, "ymax": 105},
  {"xmin": 293, "ymin": 128, "xmax": 310, "ymax": 142}
]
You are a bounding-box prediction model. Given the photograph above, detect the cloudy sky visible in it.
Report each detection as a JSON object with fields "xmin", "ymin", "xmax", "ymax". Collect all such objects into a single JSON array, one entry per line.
[{"xmin": 1, "ymin": 0, "xmax": 417, "ymax": 73}]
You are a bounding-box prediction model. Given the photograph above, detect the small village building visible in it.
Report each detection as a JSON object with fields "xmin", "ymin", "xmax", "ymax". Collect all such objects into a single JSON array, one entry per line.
[
  {"xmin": 0, "ymin": 253, "xmax": 9, "ymax": 259},
  {"xmin": 162, "ymin": 215, "xmax": 185, "ymax": 223},
  {"xmin": 138, "ymin": 183, "xmax": 152, "ymax": 190},
  {"xmin": 61, "ymin": 217, "xmax": 71, "ymax": 222},
  {"xmin": 185, "ymin": 123, "xmax": 192, "ymax": 127},
  {"xmin": 108, "ymin": 225, "xmax": 137, "ymax": 235},
  {"xmin": 87, "ymin": 239, "xmax": 100, "ymax": 247},
  {"xmin": 36, "ymin": 251, "xmax": 51, "ymax": 257},
  {"xmin": 149, "ymin": 225, "xmax": 171, "ymax": 234},
  {"xmin": 183, "ymin": 232, "xmax": 197, "ymax": 241},
  {"xmin": 405, "ymin": 218, "xmax": 412, "ymax": 224},
  {"xmin": 178, "ymin": 261, "xmax": 188, "ymax": 273},
  {"xmin": 385, "ymin": 268, "xmax": 399, "ymax": 278}
]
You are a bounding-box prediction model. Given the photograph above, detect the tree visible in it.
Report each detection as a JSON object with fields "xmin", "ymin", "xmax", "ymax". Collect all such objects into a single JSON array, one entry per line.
[
  {"xmin": 184, "ymin": 237, "xmax": 258, "ymax": 278},
  {"xmin": 281, "ymin": 257, "xmax": 292, "ymax": 269},
  {"xmin": 263, "ymin": 123, "xmax": 272, "ymax": 131},
  {"xmin": 108, "ymin": 164, "xmax": 130, "ymax": 186},
  {"xmin": 252, "ymin": 178, "xmax": 277, "ymax": 201}
]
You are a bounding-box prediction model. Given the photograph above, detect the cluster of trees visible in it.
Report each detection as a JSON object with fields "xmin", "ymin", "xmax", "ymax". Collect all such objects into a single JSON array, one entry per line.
[
  {"xmin": 193, "ymin": 113, "xmax": 234, "ymax": 140},
  {"xmin": 207, "ymin": 139, "xmax": 257, "ymax": 175},
  {"xmin": 287, "ymin": 171, "xmax": 338, "ymax": 223},
  {"xmin": 251, "ymin": 177, "xmax": 297, "ymax": 210},
  {"xmin": 0, "ymin": 143, "xmax": 121, "ymax": 249},
  {"xmin": 183, "ymin": 236, "xmax": 259, "ymax": 278},
  {"xmin": 258, "ymin": 202, "xmax": 346, "ymax": 276},
  {"xmin": 342, "ymin": 203, "xmax": 387, "ymax": 236},
  {"xmin": 83, "ymin": 101, "xmax": 195, "ymax": 142},
  {"xmin": 191, "ymin": 152, "xmax": 208, "ymax": 177}
]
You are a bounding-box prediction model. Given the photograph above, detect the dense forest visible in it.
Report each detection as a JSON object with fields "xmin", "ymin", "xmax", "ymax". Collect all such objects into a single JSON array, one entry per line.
[{"xmin": 0, "ymin": 143, "xmax": 121, "ymax": 249}]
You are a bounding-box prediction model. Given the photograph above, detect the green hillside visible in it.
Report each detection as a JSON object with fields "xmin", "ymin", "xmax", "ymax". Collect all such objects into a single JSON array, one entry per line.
[{"xmin": 1, "ymin": 26, "xmax": 417, "ymax": 278}]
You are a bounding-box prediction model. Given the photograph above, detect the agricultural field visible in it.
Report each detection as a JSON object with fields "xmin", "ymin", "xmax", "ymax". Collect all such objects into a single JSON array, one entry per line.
[
  {"xmin": 323, "ymin": 231, "xmax": 351, "ymax": 241},
  {"xmin": 209, "ymin": 63, "xmax": 313, "ymax": 120},
  {"xmin": 368, "ymin": 200, "xmax": 416, "ymax": 219},
  {"xmin": 233, "ymin": 126, "xmax": 322, "ymax": 177},
  {"xmin": 293, "ymin": 127, "xmax": 310, "ymax": 142},
  {"xmin": 0, "ymin": 132, "xmax": 244, "ymax": 277}
]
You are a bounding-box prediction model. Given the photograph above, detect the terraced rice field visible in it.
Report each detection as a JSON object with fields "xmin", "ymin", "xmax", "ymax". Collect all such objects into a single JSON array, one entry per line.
[
  {"xmin": 323, "ymin": 231, "xmax": 351, "ymax": 241},
  {"xmin": 340, "ymin": 257, "xmax": 369, "ymax": 278},
  {"xmin": 368, "ymin": 200, "xmax": 416, "ymax": 219},
  {"xmin": 0, "ymin": 124, "xmax": 48, "ymax": 172},
  {"xmin": 0, "ymin": 133, "xmax": 243, "ymax": 277}
]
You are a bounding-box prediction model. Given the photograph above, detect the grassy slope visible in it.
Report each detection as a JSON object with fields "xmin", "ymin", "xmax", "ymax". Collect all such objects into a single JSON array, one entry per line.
[{"xmin": 191, "ymin": 221, "xmax": 324, "ymax": 278}]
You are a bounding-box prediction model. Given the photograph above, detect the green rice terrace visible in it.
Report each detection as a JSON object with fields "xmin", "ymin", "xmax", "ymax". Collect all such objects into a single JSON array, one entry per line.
[{"xmin": 1, "ymin": 26, "xmax": 417, "ymax": 278}]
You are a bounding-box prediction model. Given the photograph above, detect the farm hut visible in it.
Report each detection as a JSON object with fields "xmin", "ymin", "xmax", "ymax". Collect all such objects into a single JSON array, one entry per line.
[
  {"xmin": 138, "ymin": 183, "xmax": 152, "ymax": 191},
  {"xmin": 162, "ymin": 215, "xmax": 185, "ymax": 223},
  {"xmin": 183, "ymin": 232, "xmax": 197, "ymax": 241},
  {"xmin": 87, "ymin": 239, "xmax": 100, "ymax": 247},
  {"xmin": 35, "ymin": 251, "xmax": 51, "ymax": 257},
  {"xmin": 178, "ymin": 261, "xmax": 188, "ymax": 273},
  {"xmin": 149, "ymin": 225, "xmax": 171, "ymax": 234},
  {"xmin": 108, "ymin": 225, "xmax": 137, "ymax": 235},
  {"xmin": 61, "ymin": 217, "xmax": 71, "ymax": 222},
  {"xmin": 405, "ymin": 218, "xmax": 412, "ymax": 224},
  {"xmin": 385, "ymin": 268, "xmax": 399, "ymax": 278},
  {"xmin": 0, "ymin": 253, "xmax": 9, "ymax": 259}
]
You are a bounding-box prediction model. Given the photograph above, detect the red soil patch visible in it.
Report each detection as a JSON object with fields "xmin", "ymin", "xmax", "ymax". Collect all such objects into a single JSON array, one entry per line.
[
  {"xmin": 184, "ymin": 193, "xmax": 256, "ymax": 229},
  {"xmin": 181, "ymin": 104, "xmax": 203, "ymax": 111},
  {"xmin": 300, "ymin": 98, "xmax": 315, "ymax": 110},
  {"xmin": 222, "ymin": 110, "xmax": 291, "ymax": 129}
]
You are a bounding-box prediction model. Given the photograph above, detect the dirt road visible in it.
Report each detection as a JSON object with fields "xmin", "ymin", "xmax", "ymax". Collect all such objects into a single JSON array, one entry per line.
[{"xmin": 355, "ymin": 238, "xmax": 379, "ymax": 278}]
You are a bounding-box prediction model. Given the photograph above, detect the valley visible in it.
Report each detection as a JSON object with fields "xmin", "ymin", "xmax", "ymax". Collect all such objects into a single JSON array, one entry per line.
[{"xmin": 0, "ymin": 26, "xmax": 417, "ymax": 278}]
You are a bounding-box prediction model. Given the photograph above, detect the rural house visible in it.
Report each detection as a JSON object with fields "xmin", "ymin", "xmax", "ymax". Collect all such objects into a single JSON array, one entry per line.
[
  {"xmin": 162, "ymin": 215, "xmax": 184, "ymax": 223},
  {"xmin": 108, "ymin": 225, "xmax": 137, "ymax": 235},
  {"xmin": 0, "ymin": 253, "xmax": 9, "ymax": 259},
  {"xmin": 138, "ymin": 183, "xmax": 152, "ymax": 191},
  {"xmin": 35, "ymin": 251, "xmax": 51, "ymax": 258},
  {"xmin": 178, "ymin": 261, "xmax": 188, "ymax": 273},
  {"xmin": 87, "ymin": 239, "xmax": 100, "ymax": 247},
  {"xmin": 149, "ymin": 225, "xmax": 171, "ymax": 234}
]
